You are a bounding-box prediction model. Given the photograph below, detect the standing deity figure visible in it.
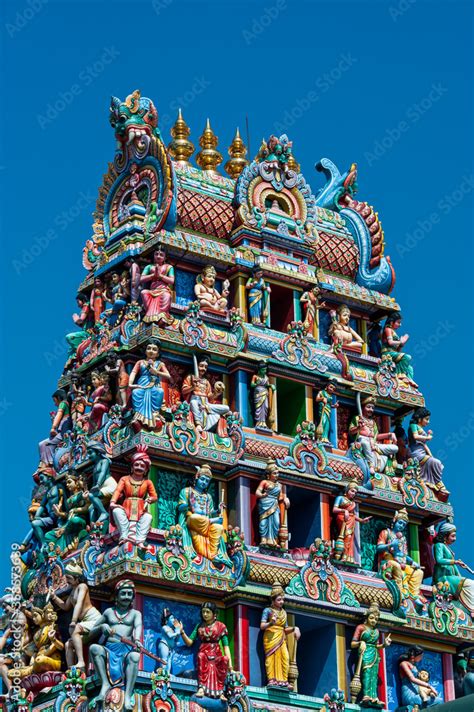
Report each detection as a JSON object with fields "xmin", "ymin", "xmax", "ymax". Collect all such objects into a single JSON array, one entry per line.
[
  {"xmin": 300, "ymin": 284, "xmax": 326, "ymax": 335},
  {"xmin": 408, "ymin": 407, "xmax": 449, "ymax": 496},
  {"xmin": 397, "ymin": 646, "xmax": 441, "ymax": 708},
  {"xmin": 90, "ymin": 276, "xmax": 107, "ymax": 324},
  {"xmin": 246, "ymin": 266, "xmax": 271, "ymax": 325},
  {"xmin": 177, "ymin": 464, "xmax": 232, "ymax": 567},
  {"xmin": 110, "ymin": 445, "xmax": 157, "ymax": 548},
  {"xmin": 329, "ymin": 304, "xmax": 364, "ymax": 350},
  {"xmin": 316, "ymin": 379, "xmax": 339, "ymax": 444},
  {"xmin": 50, "ymin": 561, "xmax": 101, "ymax": 670},
  {"xmin": 140, "ymin": 248, "xmax": 175, "ymax": 325},
  {"xmin": 105, "ymin": 351, "xmax": 130, "ymax": 411},
  {"xmin": 260, "ymin": 582, "xmax": 300, "ymax": 689},
  {"xmin": 129, "ymin": 340, "xmax": 170, "ymax": 429},
  {"xmin": 332, "ymin": 482, "xmax": 371, "ymax": 563},
  {"xmin": 251, "ymin": 361, "xmax": 275, "ymax": 430},
  {"xmin": 349, "ymin": 395, "xmax": 398, "ymax": 475},
  {"xmin": 255, "ymin": 461, "xmax": 290, "ymax": 549},
  {"xmin": 86, "ymin": 441, "xmax": 117, "ymax": 524},
  {"xmin": 66, "ymin": 292, "xmax": 94, "ymax": 357},
  {"xmin": 69, "ymin": 373, "xmax": 88, "ymax": 428},
  {"xmin": 181, "ymin": 355, "xmax": 230, "ymax": 434},
  {"xmin": 157, "ymin": 608, "xmax": 182, "ymax": 675},
  {"xmin": 350, "ymin": 603, "xmax": 391, "ymax": 707},
  {"xmin": 194, "ymin": 264, "xmax": 229, "ymax": 314},
  {"xmin": 382, "ymin": 311, "xmax": 417, "ymax": 387},
  {"xmin": 38, "ymin": 389, "xmax": 72, "ymax": 470},
  {"xmin": 432, "ymin": 522, "xmax": 474, "ymax": 617},
  {"xmin": 87, "ymin": 371, "xmax": 112, "ymax": 433},
  {"xmin": 377, "ymin": 508, "xmax": 425, "ymax": 609},
  {"xmin": 89, "ymin": 579, "xmax": 142, "ymax": 711},
  {"xmin": 179, "ymin": 601, "xmax": 233, "ymax": 701},
  {"xmin": 105, "ymin": 271, "xmax": 128, "ymax": 326}
]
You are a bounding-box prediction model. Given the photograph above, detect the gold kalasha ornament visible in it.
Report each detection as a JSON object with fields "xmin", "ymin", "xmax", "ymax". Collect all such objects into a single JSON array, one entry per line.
[
  {"xmin": 196, "ymin": 118, "xmax": 222, "ymax": 172},
  {"xmin": 168, "ymin": 108, "xmax": 194, "ymax": 163},
  {"xmin": 224, "ymin": 127, "xmax": 249, "ymax": 179}
]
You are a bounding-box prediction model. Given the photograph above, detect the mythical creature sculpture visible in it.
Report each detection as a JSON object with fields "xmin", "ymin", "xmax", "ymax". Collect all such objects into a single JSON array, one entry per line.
[{"xmin": 110, "ymin": 89, "xmax": 160, "ymax": 167}]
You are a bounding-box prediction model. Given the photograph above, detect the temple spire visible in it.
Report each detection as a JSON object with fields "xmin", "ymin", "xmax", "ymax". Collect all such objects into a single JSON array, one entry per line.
[
  {"xmin": 224, "ymin": 127, "xmax": 249, "ymax": 179},
  {"xmin": 196, "ymin": 118, "xmax": 222, "ymax": 172},
  {"xmin": 287, "ymin": 151, "xmax": 300, "ymax": 173},
  {"xmin": 168, "ymin": 108, "xmax": 194, "ymax": 164}
]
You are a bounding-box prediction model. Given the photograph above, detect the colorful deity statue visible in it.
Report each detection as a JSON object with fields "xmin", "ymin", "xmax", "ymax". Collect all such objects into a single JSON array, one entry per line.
[
  {"xmin": 104, "ymin": 271, "xmax": 128, "ymax": 326},
  {"xmin": 194, "ymin": 264, "xmax": 230, "ymax": 314},
  {"xmin": 177, "ymin": 464, "xmax": 232, "ymax": 567},
  {"xmin": 86, "ymin": 441, "xmax": 117, "ymax": 524},
  {"xmin": 316, "ymin": 379, "xmax": 339, "ymax": 444},
  {"xmin": 251, "ymin": 361, "xmax": 275, "ymax": 430},
  {"xmin": 382, "ymin": 311, "xmax": 417, "ymax": 387},
  {"xmin": 0, "ymin": 594, "xmax": 31, "ymax": 692},
  {"xmin": 179, "ymin": 601, "xmax": 233, "ymax": 700},
  {"xmin": 12, "ymin": 603, "xmax": 64, "ymax": 680},
  {"xmin": 255, "ymin": 461, "xmax": 290, "ymax": 549},
  {"xmin": 397, "ymin": 645, "xmax": 441, "ymax": 708},
  {"xmin": 90, "ymin": 276, "xmax": 107, "ymax": 324},
  {"xmin": 376, "ymin": 508, "xmax": 425, "ymax": 610},
  {"xmin": 181, "ymin": 355, "xmax": 230, "ymax": 434},
  {"xmin": 246, "ymin": 266, "xmax": 271, "ymax": 325},
  {"xmin": 332, "ymin": 482, "xmax": 371, "ymax": 563},
  {"xmin": 66, "ymin": 292, "xmax": 94, "ymax": 358},
  {"xmin": 350, "ymin": 603, "xmax": 391, "ymax": 707},
  {"xmin": 129, "ymin": 339, "xmax": 170, "ymax": 429},
  {"xmin": 110, "ymin": 445, "xmax": 157, "ymax": 548},
  {"xmin": 408, "ymin": 407, "xmax": 449, "ymax": 496},
  {"xmin": 329, "ymin": 304, "xmax": 364, "ymax": 351},
  {"xmin": 21, "ymin": 470, "xmax": 67, "ymax": 552},
  {"xmin": 300, "ymin": 284, "xmax": 326, "ymax": 335},
  {"xmin": 157, "ymin": 608, "xmax": 182, "ymax": 674},
  {"xmin": 69, "ymin": 372, "xmax": 88, "ymax": 428},
  {"xmin": 45, "ymin": 473, "xmax": 88, "ymax": 551},
  {"xmin": 104, "ymin": 351, "xmax": 130, "ymax": 410},
  {"xmin": 140, "ymin": 247, "xmax": 175, "ymax": 325},
  {"xmin": 260, "ymin": 582, "xmax": 300, "ymax": 689},
  {"xmin": 87, "ymin": 371, "xmax": 112, "ymax": 433},
  {"xmin": 349, "ymin": 396, "xmax": 398, "ymax": 475},
  {"xmin": 38, "ymin": 389, "xmax": 72, "ymax": 470},
  {"xmin": 89, "ymin": 579, "xmax": 142, "ymax": 711},
  {"xmin": 50, "ymin": 561, "xmax": 101, "ymax": 670},
  {"xmin": 432, "ymin": 522, "xmax": 474, "ymax": 617}
]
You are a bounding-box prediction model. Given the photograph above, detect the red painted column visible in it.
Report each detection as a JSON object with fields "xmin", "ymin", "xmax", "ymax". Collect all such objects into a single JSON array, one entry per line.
[
  {"xmin": 234, "ymin": 604, "xmax": 250, "ymax": 682},
  {"xmin": 377, "ymin": 637, "xmax": 387, "ymax": 707},
  {"xmin": 321, "ymin": 493, "xmax": 331, "ymax": 540},
  {"xmin": 443, "ymin": 652, "xmax": 455, "ymax": 702}
]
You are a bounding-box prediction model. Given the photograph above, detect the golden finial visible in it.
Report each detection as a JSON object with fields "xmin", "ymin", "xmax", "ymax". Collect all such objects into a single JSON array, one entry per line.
[
  {"xmin": 196, "ymin": 118, "xmax": 222, "ymax": 172},
  {"xmin": 287, "ymin": 152, "xmax": 300, "ymax": 173},
  {"xmin": 168, "ymin": 108, "xmax": 194, "ymax": 163},
  {"xmin": 224, "ymin": 127, "xmax": 249, "ymax": 179},
  {"xmin": 256, "ymin": 137, "xmax": 267, "ymax": 162}
]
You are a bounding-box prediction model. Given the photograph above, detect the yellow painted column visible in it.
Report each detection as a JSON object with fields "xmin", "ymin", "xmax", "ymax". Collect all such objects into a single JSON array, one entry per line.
[
  {"xmin": 305, "ymin": 385, "xmax": 314, "ymax": 421},
  {"xmin": 314, "ymin": 303, "xmax": 320, "ymax": 340},
  {"xmin": 286, "ymin": 612, "xmax": 298, "ymax": 693},
  {"xmin": 336, "ymin": 622, "xmax": 348, "ymax": 696},
  {"xmin": 360, "ymin": 319, "xmax": 368, "ymax": 355},
  {"xmin": 232, "ymin": 274, "xmax": 248, "ymax": 321}
]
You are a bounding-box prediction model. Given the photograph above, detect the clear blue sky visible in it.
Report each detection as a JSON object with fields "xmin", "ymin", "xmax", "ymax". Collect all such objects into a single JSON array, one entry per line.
[{"xmin": 1, "ymin": 0, "xmax": 473, "ymax": 589}]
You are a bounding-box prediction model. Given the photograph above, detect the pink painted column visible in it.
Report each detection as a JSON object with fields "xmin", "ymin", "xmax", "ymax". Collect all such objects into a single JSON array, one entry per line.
[{"xmin": 442, "ymin": 652, "xmax": 455, "ymax": 702}]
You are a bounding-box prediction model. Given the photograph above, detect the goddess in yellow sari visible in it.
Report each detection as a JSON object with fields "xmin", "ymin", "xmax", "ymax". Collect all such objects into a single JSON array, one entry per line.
[{"xmin": 260, "ymin": 582, "xmax": 300, "ymax": 689}]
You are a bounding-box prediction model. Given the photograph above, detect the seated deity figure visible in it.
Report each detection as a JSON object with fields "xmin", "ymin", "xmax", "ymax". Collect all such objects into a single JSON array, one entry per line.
[
  {"xmin": 86, "ymin": 441, "xmax": 117, "ymax": 525},
  {"xmin": 194, "ymin": 264, "xmax": 229, "ymax": 314},
  {"xmin": 382, "ymin": 311, "xmax": 417, "ymax": 387},
  {"xmin": 65, "ymin": 292, "xmax": 94, "ymax": 358},
  {"xmin": 408, "ymin": 407, "xmax": 449, "ymax": 496},
  {"xmin": 139, "ymin": 247, "xmax": 175, "ymax": 325},
  {"xmin": 89, "ymin": 580, "xmax": 142, "ymax": 711},
  {"xmin": 181, "ymin": 355, "xmax": 230, "ymax": 434},
  {"xmin": 433, "ymin": 522, "xmax": 474, "ymax": 617},
  {"xmin": 246, "ymin": 266, "xmax": 271, "ymax": 325},
  {"xmin": 12, "ymin": 603, "xmax": 64, "ymax": 679},
  {"xmin": 109, "ymin": 445, "xmax": 157, "ymax": 548},
  {"xmin": 397, "ymin": 646, "xmax": 442, "ymax": 708},
  {"xmin": 328, "ymin": 304, "xmax": 364, "ymax": 351},
  {"xmin": 21, "ymin": 471, "xmax": 67, "ymax": 552},
  {"xmin": 177, "ymin": 464, "xmax": 232, "ymax": 567},
  {"xmin": 377, "ymin": 508, "xmax": 425, "ymax": 610},
  {"xmin": 38, "ymin": 389, "xmax": 72, "ymax": 470},
  {"xmin": 349, "ymin": 396, "xmax": 398, "ymax": 475}
]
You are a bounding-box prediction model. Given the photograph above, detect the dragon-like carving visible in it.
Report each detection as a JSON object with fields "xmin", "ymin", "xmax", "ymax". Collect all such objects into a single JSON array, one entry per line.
[{"xmin": 109, "ymin": 89, "xmax": 160, "ymax": 171}]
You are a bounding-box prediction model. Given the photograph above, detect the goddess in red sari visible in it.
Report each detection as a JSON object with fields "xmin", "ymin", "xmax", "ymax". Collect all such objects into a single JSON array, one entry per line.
[{"xmin": 180, "ymin": 601, "xmax": 232, "ymax": 701}]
